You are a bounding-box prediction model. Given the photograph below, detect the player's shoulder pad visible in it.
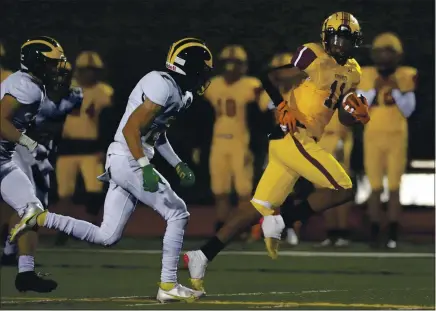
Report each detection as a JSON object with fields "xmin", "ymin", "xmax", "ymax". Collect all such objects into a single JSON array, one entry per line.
[
  {"xmin": 348, "ymin": 58, "xmax": 362, "ymax": 73},
  {"xmin": 302, "ymin": 42, "xmax": 325, "ymax": 57},
  {"xmin": 5, "ymin": 72, "xmax": 43, "ymax": 105},
  {"xmin": 396, "ymin": 66, "xmax": 418, "ymax": 91},
  {"xmin": 397, "ymin": 66, "xmax": 418, "ymax": 78},
  {"xmin": 140, "ymin": 71, "xmax": 170, "ymax": 106},
  {"xmin": 97, "ymin": 82, "xmax": 114, "ymax": 97},
  {"xmin": 241, "ymin": 76, "xmax": 262, "ymax": 88}
]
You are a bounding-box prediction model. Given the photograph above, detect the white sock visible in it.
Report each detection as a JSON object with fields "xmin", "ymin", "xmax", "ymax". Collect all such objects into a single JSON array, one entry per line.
[
  {"xmin": 45, "ymin": 212, "xmax": 101, "ymax": 243},
  {"xmin": 18, "ymin": 255, "xmax": 34, "ymax": 273},
  {"xmin": 160, "ymin": 218, "xmax": 187, "ymax": 283},
  {"xmin": 3, "ymin": 236, "xmax": 18, "ymax": 255}
]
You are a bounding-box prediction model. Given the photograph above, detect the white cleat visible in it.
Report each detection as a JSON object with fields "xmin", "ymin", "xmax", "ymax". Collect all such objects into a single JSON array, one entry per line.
[
  {"xmin": 334, "ymin": 238, "xmax": 350, "ymax": 248},
  {"xmin": 315, "ymin": 238, "xmax": 333, "ymax": 248},
  {"xmin": 261, "ymin": 215, "xmax": 285, "ymax": 259},
  {"xmin": 156, "ymin": 283, "xmax": 202, "ymax": 303},
  {"xmin": 386, "ymin": 240, "xmax": 397, "ymax": 249},
  {"xmin": 286, "ymin": 228, "xmax": 299, "ymax": 246},
  {"xmin": 183, "ymin": 250, "xmax": 208, "ymax": 294}
]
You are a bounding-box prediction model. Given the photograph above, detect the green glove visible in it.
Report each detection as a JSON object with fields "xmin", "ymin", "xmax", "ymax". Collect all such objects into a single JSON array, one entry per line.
[
  {"xmin": 175, "ymin": 162, "xmax": 195, "ymax": 187},
  {"xmin": 142, "ymin": 164, "xmax": 160, "ymax": 192}
]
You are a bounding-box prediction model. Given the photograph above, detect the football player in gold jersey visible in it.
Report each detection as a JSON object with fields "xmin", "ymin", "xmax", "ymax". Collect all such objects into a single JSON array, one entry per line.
[
  {"xmin": 184, "ymin": 12, "xmax": 370, "ymax": 292},
  {"xmin": 204, "ymin": 45, "xmax": 262, "ymax": 233},
  {"xmin": 54, "ymin": 51, "xmax": 113, "ymax": 245},
  {"xmin": 357, "ymin": 33, "xmax": 416, "ymax": 249}
]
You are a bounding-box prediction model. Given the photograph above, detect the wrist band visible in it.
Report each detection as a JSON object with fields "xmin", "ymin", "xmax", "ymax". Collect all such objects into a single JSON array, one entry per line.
[
  {"xmin": 137, "ymin": 156, "xmax": 150, "ymax": 167},
  {"xmin": 18, "ymin": 133, "xmax": 37, "ymax": 152}
]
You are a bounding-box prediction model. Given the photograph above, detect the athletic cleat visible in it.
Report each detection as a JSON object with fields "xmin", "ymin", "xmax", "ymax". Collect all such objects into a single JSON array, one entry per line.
[
  {"xmin": 315, "ymin": 238, "xmax": 333, "ymax": 248},
  {"xmin": 386, "ymin": 240, "xmax": 397, "ymax": 249},
  {"xmin": 261, "ymin": 215, "xmax": 285, "ymax": 259},
  {"xmin": 15, "ymin": 271, "xmax": 57, "ymax": 293},
  {"xmin": 156, "ymin": 283, "xmax": 201, "ymax": 303},
  {"xmin": 334, "ymin": 238, "xmax": 350, "ymax": 247},
  {"xmin": 1, "ymin": 253, "xmax": 18, "ymax": 266},
  {"xmin": 183, "ymin": 251, "xmax": 208, "ymax": 294},
  {"xmin": 9, "ymin": 207, "xmax": 45, "ymax": 243},
  {"xmin": 286, "ymin": 228, "xmax": 299, "ymax": 246}
]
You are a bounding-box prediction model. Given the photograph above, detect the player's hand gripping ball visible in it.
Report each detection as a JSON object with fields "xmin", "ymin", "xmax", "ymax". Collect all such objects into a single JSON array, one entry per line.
[{"xmin": 339, "ymin": 92, "xmax": 370, "ymax": 125}]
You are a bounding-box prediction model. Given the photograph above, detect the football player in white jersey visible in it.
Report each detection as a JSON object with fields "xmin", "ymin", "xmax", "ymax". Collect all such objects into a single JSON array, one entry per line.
[
  {"xmin": 0, "ymin": 36, "xmax": 67, "ymax": 292},
  {"xmin": 10, "ymin": 37, "xmax": 213, "ymax": 302},
  {"xmin": 1, "ymin": 62, "xmax": 83, "ymax": 266}
]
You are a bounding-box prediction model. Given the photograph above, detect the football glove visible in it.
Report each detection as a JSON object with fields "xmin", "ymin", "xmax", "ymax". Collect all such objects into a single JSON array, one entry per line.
[
  {"xmin": 142, "ymin": 164, "xmax": 160, "ymax": 192},
  {"xmin": 59, "ymin": 87, "xmax": 83, "ymax": 114},
  {"xmin": 277, "ymin": 101, "xmax": 298, "ymax": 133},
  {"xmin": 175, "ymin": 162, "xmax": 195, "ymax": 187},
  {"xmin": 342, "ymin": 93, "xmax": 370, "ymax": 125}
]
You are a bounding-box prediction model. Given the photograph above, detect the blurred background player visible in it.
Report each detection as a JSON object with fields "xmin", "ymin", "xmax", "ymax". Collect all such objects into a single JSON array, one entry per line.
[
  {"xmin": 54, "ymin": 51, "xmax": 113, "ymax": 245},
  {"xmin": 358, "ymin": 33, "xmax": 417, "ymax": 249},
  {"xmin": 204, "ymin": 45, "xmax": 261, "ymax": 234},
  {"xmin": 315, "ymin": 108, "xmax": 353, "ymax": 247}
]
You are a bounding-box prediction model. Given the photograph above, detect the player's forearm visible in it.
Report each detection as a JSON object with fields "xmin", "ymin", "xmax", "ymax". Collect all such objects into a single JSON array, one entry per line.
[
  {"xmin": 260, "ymin": 70, "xmax": 284, "ymax": 107},
  {"xmin": 392, "ymin": 90, "xmax": 416, "ymax": 118},
  {"xmin": 123, "ymin": 123, "xmax": 146, "ymax": 161},
  {"xmin": 155, "ymin": 132, "xmax": 182, "ymax": 167},
  {"xmin": 0, "ymin": 118, "xmax": 37, "ymax": 151},
  {"xmin": 0, "ymin": 119, "xmax": 22, "ymax": 142}
]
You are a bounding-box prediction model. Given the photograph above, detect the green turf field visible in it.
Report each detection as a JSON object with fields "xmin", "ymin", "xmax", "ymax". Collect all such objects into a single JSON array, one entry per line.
[{"xmin": 1, "ymin": 238, "xmax": 434, "ymax": 310}]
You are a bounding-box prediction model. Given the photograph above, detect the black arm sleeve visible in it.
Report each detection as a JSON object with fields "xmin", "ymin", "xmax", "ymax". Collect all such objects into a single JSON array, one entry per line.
[{"xmin": 259, "ymin": 63, "xmax": 295, "ymax": 107}]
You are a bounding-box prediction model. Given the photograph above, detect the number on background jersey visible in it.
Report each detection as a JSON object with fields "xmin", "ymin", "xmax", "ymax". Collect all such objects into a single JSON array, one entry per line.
[
  {"xmin": 324, "ymin": 81, "xmax": 346, "ymax": 110},
  {"xmin": 217, "ymin": 98, "xmax": 237, "ymax": 117}
]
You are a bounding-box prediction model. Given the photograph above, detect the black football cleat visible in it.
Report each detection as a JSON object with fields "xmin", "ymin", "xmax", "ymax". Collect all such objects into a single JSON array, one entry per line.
[
  {"xmin": 1, "ymin": 253, "xmax": 18, "ymax": 266},
  {"xmin": 15, "ymin": 271, "xmax": 57, "ymax": 293}
]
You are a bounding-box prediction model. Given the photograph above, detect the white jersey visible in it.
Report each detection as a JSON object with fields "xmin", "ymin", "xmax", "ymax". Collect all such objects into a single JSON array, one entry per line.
[
  {"xmin": 108, "ymin": 71, "xmax": 193, "ymax": 159},
  {"xmin": 0, "ymin": 71, "xmax": 45, "ymax": 163}
]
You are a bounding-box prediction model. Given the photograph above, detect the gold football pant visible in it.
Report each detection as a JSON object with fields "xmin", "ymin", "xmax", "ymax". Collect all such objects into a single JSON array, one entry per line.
[
  {"xmin": 364, "ymin": 131, "xmax": 407, "ymax": 191},
  {"xmin": 56, "ymin": 154, "xmax": 104, "ymax": 198},
  {"xmin": 251, "ymin": 130, "xmax": 352, "ymax": 216},
  {"xmin": 209, "ymin": 138, "xmax": 253, "ymax": 197}
]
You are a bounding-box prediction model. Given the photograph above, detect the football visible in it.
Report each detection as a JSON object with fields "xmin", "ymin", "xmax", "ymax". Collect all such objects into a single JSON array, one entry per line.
[{"xmin": 338, "ymin": 92, "xmax": 359, "ymax": 127}]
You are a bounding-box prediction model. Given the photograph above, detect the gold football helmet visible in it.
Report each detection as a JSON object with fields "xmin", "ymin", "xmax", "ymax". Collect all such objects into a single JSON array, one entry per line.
[{"xmin": 321, "ymin": 12, "xmax": 363, "ymax": 63}]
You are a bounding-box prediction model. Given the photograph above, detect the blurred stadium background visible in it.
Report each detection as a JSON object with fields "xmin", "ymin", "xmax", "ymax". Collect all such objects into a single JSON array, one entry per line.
[{"xmin": 1, "ymin": 0, "xmax": 434, "ymax": 309}]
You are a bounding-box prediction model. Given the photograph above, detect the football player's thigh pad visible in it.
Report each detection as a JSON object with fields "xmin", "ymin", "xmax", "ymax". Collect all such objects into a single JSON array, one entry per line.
[
  {"xmin": 0, "ymin": 161, "xmax": 42, "ymax": 216},
  {"xmin": 285, "ymin": 132, "xmax": 352, "ymax": 190},
  {"xmin": 97, "ymin": 181, "xmax": 137, "ymax": 246},
  {"xmin": 251, "ymin": 139, "xmax": 299, "ymax": 216},
  {"xmin": 109, "ymin": 154, "xmax": 189, "ymax": 222}
]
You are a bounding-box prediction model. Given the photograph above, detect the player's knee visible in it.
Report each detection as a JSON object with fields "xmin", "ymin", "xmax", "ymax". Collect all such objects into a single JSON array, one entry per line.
[
  {"xmin": 97, "ymin": 229, "xmax": 122, "ymax": 247},
  {"xmin": 167, "ymin": 196, "xmax": 190, "ymax": 222}
]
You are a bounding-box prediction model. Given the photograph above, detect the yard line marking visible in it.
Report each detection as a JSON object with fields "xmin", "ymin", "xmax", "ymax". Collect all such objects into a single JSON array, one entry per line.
[
  {"xmin": 34, "ymin": 248, "xmax": 435, "ymax": 258},
  {"xmin": 125, "ymin": 300, "xmax": 435, "ymax": 310}
]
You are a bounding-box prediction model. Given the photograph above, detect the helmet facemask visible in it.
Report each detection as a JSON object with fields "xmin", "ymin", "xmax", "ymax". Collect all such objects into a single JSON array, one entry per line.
[{"xmin": 324, "ymin": 25, "xmax": 363, "ymax": 64}]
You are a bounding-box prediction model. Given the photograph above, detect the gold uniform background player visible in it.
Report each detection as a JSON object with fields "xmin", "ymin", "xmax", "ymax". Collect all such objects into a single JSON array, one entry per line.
[
  {"xmin": 183, "ymin": 12, "xmax": 370, "ymax": 285},
  {"xmin": 316, "ymin": 108, "xmax": 353, "ymax": 247},
  {"xmin": 55, "ymin": 51, "xmax": 113, "ymax": 244},
  {"xmin": 358, "ymin": 33, "xmax": 417, "ymax": 249},
  {"xmin": 204, "ymin": 45, "xmax": 262, "ymax": 232}
]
